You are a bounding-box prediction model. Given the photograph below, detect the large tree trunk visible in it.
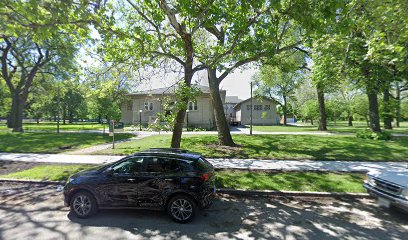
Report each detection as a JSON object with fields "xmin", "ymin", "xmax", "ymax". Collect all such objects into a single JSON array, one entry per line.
[
  {"xmin": 367, "ymin": 86, "xmax": 381, "ymax": 132},
  {"xmin": 316, "ymin": 85, "xmax": 327, "ymax": 131},
  {"xmin": 282, "ymin": 95, "xmax": 287, "ymax": 126},
  {"xmin": 9, "ymin": 93, "xmax": 26, "ymax": 132},
  {"xmin": 383, "ymin": 87, "xmax": 393, "ymax": 129},
  {"xmin": 395, "ymin": 83, "xmax": 401, "ymax": 128},
  {"xmin": 207, "ymin": 68, "xmax": 235, "ymax": 146},
  {"xmin": 348, "ymin": 115, "xmax": 353, "ymax": 127},
  {"xmin": 171, "ymin": 108, "xmax": 187, "ymax": 148},
  {"xmin": 170, "ymin": 65, "xmax": 193, "ymax": 148},
  {"xmin": 69, "ymin": 110, "xmax": 74, "ymax": 124}
]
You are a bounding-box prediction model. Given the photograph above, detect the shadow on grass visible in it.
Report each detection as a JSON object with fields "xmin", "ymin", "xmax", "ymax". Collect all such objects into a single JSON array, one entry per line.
[
  {"xmin": 0, "ymin": 132, "xmax": 133, "ymax": 153},
  {"xmin": 181, "ymin": 135, "xmax": 408, "ymax": 161}
]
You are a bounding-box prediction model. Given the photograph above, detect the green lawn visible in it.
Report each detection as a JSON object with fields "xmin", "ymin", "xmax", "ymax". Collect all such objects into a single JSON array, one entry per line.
[
  {"xmin": 0, "ymin": 132, "xmax": 134, "ymax": 153},
  {"xmin": 0, "ymin": 164, "xmax": 93, "ymax": 181},
  {"xmin": 0, "ymin": 164, "xmax": 366, "ymax": 193},
  {"xmin": 98, "ymin": 134, "xmax": 408, "ymax": 161},
  {"xmin": 216, "ymin": 171, "xmax": 365, "ymax": 193},
  {"xmin": 251, "ymin": 121, "xmax": 408, "ymax": 134},
  {"xmin": 0, "ymin": 121, "xmax": 106, "ymax": 132}
]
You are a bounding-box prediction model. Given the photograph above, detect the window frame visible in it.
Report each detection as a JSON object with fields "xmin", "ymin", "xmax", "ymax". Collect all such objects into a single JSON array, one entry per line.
[
  {"xmin": 188, "ymin": 101, "xmax": 198, "ymax": 111},
  {"xmin": 144, "ymin": 101, "xmax": 154, "ymax": 111}
]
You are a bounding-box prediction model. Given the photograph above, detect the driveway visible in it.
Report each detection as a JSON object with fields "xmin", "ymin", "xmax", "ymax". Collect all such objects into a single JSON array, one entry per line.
[{"xmin": 0, "ymin": 183, "xmax": 407, "ymax": 240}]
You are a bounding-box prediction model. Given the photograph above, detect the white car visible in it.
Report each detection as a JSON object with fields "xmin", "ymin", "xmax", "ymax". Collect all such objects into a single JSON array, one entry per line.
[{"xmin": 364, "ymin": 170, "xmax": 408, "ymax": 212}]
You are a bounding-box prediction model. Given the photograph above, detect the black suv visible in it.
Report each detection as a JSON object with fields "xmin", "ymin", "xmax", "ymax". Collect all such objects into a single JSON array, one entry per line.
[{"xmin": 63, "ymin": 148, "xmax": 216, "ymax": 223}]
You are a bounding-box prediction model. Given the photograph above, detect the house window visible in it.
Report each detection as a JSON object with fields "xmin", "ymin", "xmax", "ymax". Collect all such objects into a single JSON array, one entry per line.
[
  {"xmin": 264, "ymin": 105, "xmax": 270, "ymax": 110},
  {"xmin": 247, "ymin": 105, "xmax": 251, "ymax": 110},
  {"xmin": 188, "ymin": 101, "xmax": 198, "ymax": 111},
  {"xmin": 254, "ymin": 105, "xmax": 262, "ymax": 111},
  {"xmin": 127, "ymin": 102, "xmax": 132, "ymax": 111},
  {"xmin": 144, "ymin": 102, "xmax": 153, "ymax": 111}
]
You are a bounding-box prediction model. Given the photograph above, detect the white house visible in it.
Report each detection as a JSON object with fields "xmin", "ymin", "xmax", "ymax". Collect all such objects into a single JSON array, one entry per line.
[
  {"xmin": 121, "ymin": 85, "xmax": 226, "ymax": 130},
  {"xmin": 233, "ymin": 97, "xmax": 280, "ymax": 125}
]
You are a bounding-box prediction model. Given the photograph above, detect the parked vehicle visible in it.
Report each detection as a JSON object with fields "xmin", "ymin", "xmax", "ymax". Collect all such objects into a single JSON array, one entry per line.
[
  {"xmin": 63, "ymin": 148, "xmax": 216, "ymax": 223},
  {"xmin": 363, "ymin": 170, "xmax": 408, "ymax": 212}
]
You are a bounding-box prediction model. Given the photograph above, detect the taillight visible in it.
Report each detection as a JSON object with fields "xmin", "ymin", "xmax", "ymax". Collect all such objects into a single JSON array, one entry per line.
[{"xmin": 200, "ymin": 173, "xmax": 210, "ymax": 181}]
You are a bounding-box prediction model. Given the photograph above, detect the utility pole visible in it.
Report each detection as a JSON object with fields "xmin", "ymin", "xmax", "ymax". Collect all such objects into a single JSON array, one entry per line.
[{"xmin": 250, "ymin": 81, "xmax": 253, "ymax": 136}]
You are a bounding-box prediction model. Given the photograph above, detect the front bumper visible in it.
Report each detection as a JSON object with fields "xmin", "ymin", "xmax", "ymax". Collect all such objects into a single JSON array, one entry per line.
[{"xmin": 363, "ymin": 183, "xmax": 408, "ymax": 212}]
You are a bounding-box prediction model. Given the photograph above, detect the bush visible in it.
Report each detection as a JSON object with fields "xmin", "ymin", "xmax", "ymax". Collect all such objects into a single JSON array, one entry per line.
[{"xmin": 356, "ymin": 129, "xmax": 392, "ymax": 140}]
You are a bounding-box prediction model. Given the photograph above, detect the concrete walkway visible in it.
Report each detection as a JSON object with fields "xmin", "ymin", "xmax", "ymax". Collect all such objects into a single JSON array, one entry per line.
[
  {"xmin": 65, "ymin": 132, "xmax": 155, "ymax": 155},
  {"xmin": 1, "ymin": 153, "xmax": 407, "ymax": 173}
]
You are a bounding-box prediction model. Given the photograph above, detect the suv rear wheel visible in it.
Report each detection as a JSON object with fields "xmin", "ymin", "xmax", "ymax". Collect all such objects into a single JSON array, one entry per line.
[
  {"xmin": 167, "ymin": 195, "xmax": 196, "ymax": 223},
  {"xmin": 70, "ymin": 191, "xmax": 98, "ymax": 218}
]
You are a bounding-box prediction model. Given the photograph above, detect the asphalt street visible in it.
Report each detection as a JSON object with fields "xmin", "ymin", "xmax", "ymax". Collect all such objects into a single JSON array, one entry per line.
[{"xmin": 0, "ymin": 182, "xmax": 407, "ymax": 240}]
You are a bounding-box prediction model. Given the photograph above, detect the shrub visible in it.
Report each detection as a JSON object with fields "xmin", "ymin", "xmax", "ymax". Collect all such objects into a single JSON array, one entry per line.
[{"xmin": 356, "ymin": 129, "xmax": 392, "ymax": 140}]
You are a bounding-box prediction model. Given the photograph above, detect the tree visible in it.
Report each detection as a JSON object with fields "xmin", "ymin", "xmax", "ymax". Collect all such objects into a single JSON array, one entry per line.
[
  {"xmin": 254, "ymin": 52, "xmax": 306, "ymax": 125},
  {"xmin": 300, "ymin": 100, "xmax": 319, "ymax": 125},
  {"xmin": 195, "ymin": 0, "xmax": 336, "ymax": 145},
  {"xmin": 100, "ymin": 0, "xmax": 208, "ymax": 147},
  {"xmin": 0, "ymin": 0, "xmax": 101, "ymax": 131},
  {"xmin": 315, "ymin": 0, "xmax": 408, "ymax": 132},
  {"xmin": 85, "ymin": 63, "xmax": 135, "ymax": 123},
  {"xmin": 352, "ymin": 95, "xmax": 370, "ymax": 126}
]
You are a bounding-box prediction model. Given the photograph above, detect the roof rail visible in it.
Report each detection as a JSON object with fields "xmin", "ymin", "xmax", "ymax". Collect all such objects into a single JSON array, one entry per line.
[{"xmin": 143, "ymin": 148, "xmax": 190, "ymax": 153}]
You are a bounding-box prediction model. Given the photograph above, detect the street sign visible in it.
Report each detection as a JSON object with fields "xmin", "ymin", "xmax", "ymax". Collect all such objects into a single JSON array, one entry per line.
[{"xmin": 109, "ymin": 121, "xmax": 124, "ymax": 132}]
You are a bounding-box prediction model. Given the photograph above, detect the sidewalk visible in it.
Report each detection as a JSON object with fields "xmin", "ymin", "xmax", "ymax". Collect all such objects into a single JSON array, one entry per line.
[{"xmin": 0, "ymin": 152, "xmax": 406, "ymax": 173}]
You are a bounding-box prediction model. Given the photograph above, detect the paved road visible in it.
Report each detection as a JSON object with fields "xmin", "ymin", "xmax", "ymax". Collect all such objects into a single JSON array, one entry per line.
[
  {"xmin": 0, "ymin": 182, "xmax": 407, "ymax": 240},
  {"xmin": 1, "ymin": 152, "xmax": 407, "ymax": 173}
]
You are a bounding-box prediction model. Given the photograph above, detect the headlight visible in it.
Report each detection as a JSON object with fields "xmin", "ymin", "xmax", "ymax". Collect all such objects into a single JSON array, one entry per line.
[
  {"xmin": 67, "ymin": 176, "xmax": 76, "ymax": 184},
  {"xmin": 401, "ymin": 188, "xmax": 408, "ymax": 200},
  {"xmin": 365, "ymin": 175, "xmax": 376, "ymax": 186}
]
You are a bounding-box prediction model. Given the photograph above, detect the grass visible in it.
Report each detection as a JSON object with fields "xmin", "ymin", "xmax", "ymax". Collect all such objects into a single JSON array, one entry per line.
[
  {"xmin": 0, "ymin": 121, "xmax": 106, "ymax": 132},
  {"xmin": 0, "ymin": 164, "xmax": 93, "ymax": 181},
  {"xmin": 251, "ymin": 121, "xmax": 408, "ymax": 134},
  {"xmin": 0, "ymin": 164, "xmax": 366, "ymax": 193},
  {"xmin": 98, "ymin": 134, "xmax": 408, "ymax": 161},
  {"xmin": 215, "ymin": 171, "xmax": 366, "ymax": 193},
  {"xmin": 0, "ymin": 132, "xmax": 134, "ymax": 153}
]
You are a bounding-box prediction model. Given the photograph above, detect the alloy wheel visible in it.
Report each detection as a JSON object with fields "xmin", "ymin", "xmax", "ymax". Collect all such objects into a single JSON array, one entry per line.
[
  {"xmin": 73, "ymin": 194, "xmax": 92, "ymax": 217},
  {"xmin": 170, "ymin": 199, "xmax": 193, "ymax": 221}
]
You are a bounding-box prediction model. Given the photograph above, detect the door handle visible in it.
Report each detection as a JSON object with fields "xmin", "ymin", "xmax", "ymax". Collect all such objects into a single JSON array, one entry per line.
[
  {"xmin": 128, "ymin": 178, "xmax": 136, "ymax": 182},
  {"xmin": 164, "ymin": 178, "xmax": 173, "ymax": 181}
]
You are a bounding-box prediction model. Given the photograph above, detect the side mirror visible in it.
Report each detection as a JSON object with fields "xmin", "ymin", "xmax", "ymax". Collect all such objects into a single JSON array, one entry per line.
[{"xmin": 106, "ymin": 168, "xmax": 114, "ymax": 177}]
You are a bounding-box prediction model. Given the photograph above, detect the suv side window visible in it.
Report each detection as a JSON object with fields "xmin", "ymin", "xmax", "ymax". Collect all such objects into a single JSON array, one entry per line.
[
  {"xmin": 144, "ymin": 157, "xmax": 182, "ymax": 173},
  {"xmin": 111, "ymin": 157, "xmax": 144, "ymax": 175}
]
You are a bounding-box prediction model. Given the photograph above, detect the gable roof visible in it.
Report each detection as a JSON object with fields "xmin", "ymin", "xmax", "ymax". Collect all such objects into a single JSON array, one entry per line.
[
  {"xmin": 233, "ymin": 96, "xmax": 278, "ymax": 110},
  {"xmin": 128, "ymin": 85, "xmax": 225, "ymax": 96},
  {"xmin": 225, "ymin": 96, "xmax": 242, "ymax": 104}
]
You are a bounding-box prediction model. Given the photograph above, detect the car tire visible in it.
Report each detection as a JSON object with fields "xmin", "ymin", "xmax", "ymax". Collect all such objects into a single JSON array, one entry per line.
[
  {"xmin": 167, "ymin": 195, "xmax": 196, "ymax": 223},
  {"xmin": 70, "ymin": 191, "xmax": 98, "ymax": 218}
]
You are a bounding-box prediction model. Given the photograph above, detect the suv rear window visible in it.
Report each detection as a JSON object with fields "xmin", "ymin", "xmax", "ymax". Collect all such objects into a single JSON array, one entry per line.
[{"xmin": 194, "ymin": 157, "xmax": 213, "ymax": 172}]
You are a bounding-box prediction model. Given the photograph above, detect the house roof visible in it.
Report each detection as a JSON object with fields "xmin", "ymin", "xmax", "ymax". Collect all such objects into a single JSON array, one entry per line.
[
  {"xmin": 128, "ymin": 85, "xmax": 225, "ymax": 96},
  {"xmin": 233, "ymin": 96, "xmax": 278, "ymax": 110},
  {"xmin": 225, "ymin": 96, "xmax": 242, "ymax": 104}
]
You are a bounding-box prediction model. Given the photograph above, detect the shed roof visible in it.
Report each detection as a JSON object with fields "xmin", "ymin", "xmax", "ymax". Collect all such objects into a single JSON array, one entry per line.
[{"xmin": 233, "ymin": 96, "xmax": 278, "ymax": 110}]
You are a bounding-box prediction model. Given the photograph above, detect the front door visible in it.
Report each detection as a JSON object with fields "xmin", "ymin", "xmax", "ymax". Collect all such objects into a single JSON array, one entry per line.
[{"xmin": 98, "ymin": 156, "xmax": 145, "ymax": 207}]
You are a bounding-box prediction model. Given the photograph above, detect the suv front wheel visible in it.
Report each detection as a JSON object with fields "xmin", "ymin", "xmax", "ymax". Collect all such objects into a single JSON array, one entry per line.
[
  {"xmin": 70, "ymin": 191, "xmax": 98, "ymax": 218},
  {"xmin": 167, "ymin": 195, "xmax": 196, "ymax": 223}
]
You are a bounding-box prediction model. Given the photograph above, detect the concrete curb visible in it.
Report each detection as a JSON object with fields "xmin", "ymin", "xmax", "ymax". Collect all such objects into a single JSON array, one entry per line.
[
  {"xmin": 0, "ymin": 178, "xmax": 370, "ymax": 198},
  {"xmin": 214, "ymin": 168, "xmax": 367, "ymax": 173},
  {"xmin": 217, "ymin": 188, "xmax": 370, "ymax": 198},
  {"xmin": 0, "ymin": 178, "xmax": 64, "ymax": 185}
]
